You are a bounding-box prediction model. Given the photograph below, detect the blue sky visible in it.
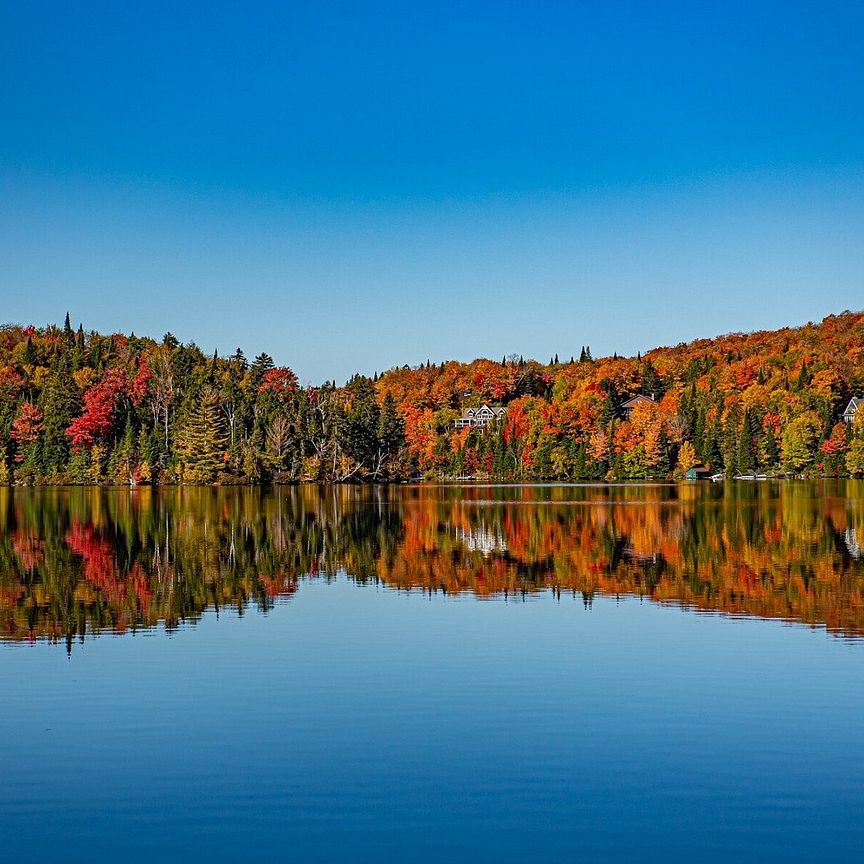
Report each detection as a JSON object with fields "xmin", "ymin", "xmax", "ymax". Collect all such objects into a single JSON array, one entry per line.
[{"xmin": 1, "ymin": 1, "xmax": 862, "ymax": 382}]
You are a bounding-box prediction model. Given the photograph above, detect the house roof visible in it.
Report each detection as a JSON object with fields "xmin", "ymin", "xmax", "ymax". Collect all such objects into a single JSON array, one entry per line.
[
  {"xmin": 620, "ymin": 394, "xmax": 655, "ymax": 409},
  {"xmin": 844, "ymin": 396, "xmax": 861, "ymax": 414},
  {"xmin": 458, "ymin": 404, "xmax": 507, "ymax": 418}
]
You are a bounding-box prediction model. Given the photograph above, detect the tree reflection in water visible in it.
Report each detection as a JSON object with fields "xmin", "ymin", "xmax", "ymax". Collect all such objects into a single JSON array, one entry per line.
[{"xmin": 1, "ymin": 481, "xmax": 863, "ymax": 649}]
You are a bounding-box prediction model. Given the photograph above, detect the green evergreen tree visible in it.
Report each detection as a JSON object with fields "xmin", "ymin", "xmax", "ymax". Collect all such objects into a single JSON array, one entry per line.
[
  {"xmin": 721, "ymin": 410, "xmax": 740, "ymax": 475},
  {"xmin": 642, "ymin": 359, "xmax": 664, "ymax": 399},
  {"xmin": 39, "ymin": 363, "xmax": 80, "ymax": 477},
  {"xmin": 345, "ymin": 376, "xmax": 380, "ymax": 471},
  {"xmin": 377, "ymin": 393, "xmax": 404, "ymax": 476},
  {"xmin": 250, "ymin": 352, "xmax": 275, "ymax": 390},
  {"xmin": 737, "ymin": 407, "xmax": 756, "ymax": 470},
  {"xmin": 176, "ymin": 387, "xmax": 227, "ymax": 483},
  {"xmin": 23, "ymin": 337, "xmax": 36, "ymax": 366}
]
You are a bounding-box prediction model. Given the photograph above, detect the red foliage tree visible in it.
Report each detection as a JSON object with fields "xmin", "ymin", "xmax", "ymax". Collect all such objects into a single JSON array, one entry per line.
[
  {"xmin": 130, "ymin": 355, "xmax": 152, "ymax": 408},
  {"xmin": 258, "ymin": 367, "xmax": 298, "ymax": 396},
  {"xmin": 10, "ymin": 403, "xmax": 43, "ymax": 462},
  {"xmin": 66, "ymin": 367, "xmax": 126, "ymax": 450}
]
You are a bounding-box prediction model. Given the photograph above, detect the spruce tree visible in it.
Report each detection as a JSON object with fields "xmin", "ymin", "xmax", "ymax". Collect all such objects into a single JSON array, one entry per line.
[
  {"xmin": 737, "ymin": 407, "xmax": 755, "ymax": 470},
  {"xmin": 63, "ymin": 312, "xmax": 74, "ymax": 348},
  {"xmin": 250, "ymin": 352, "xmax": 275, "ymax": 391},
  {"xmin": 23, "ymin": 337, "xmax": 36, "ymax": 366},
  {"xmin": 377, "ymin": 393, "xmax": 404, "ymax": 474},
  {"xmin": 39, "ymin": 363, "xmax": 80, "ymax": 478},
  {"xmin": 176, "ymin": 387, "xmax": 227, "ymax": 483}
]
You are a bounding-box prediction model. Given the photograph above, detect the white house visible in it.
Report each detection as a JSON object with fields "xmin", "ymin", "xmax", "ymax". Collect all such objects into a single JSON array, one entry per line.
[
  {"xmin": 843, "ymin": 396, "xmax": 861, "ymax": 424},
  {"xmin": 454, "ymin": 404, "xmax": 507, "ymax": 429}
]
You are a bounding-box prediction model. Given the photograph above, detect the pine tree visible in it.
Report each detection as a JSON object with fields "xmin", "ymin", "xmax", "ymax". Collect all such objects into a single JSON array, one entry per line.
[
  {"xmin": 63, "ymin": 312, "xmax": 74, "ymax": 348},
  {"xmin": 701, "ymin": 416, "xmax": 723, "ymax": 471},
  {"xmin": 231, "ymin": 348, "xmax": 248, "ymax": 370},
  {"xmin": 39, "ymin": 364, "xmax": 80, "ymax": 478},
  {"xmin": 345, "ymin": 376, "xmax": 380, "ymax": 471},
  {"xmin": 176, "ymin": 387, "xmax": 227, "ymax": 483},
  {"xmin": 679, "ymin": 382, "xmax": 697, "ymax": 440},
  {"xmin": 250, "ymin": 352, "xmax": 275, "ymax": 390},
  {"xmin": 657, "ymin": 428, "xmax": 670, "ymax": 475},
  {"xmin": 642, "ymin": 360, "xmax": 664, "ymax": 399},
  {"xmin": 23, "ymin": 337, "xmax": 36, "ymax": 366},
  {"xmin": 737, "ymin": 407, "xmax": 755, "ymax": 470},
  {"xmin": 721, "ymin": 410, "xmax": 740, "ymax": 475},
  {"xmin": 377, "ymin": 393, "xmax": 404, "ymax": 477},
  {"xmin": 73, "ymin": 325, "xmax": 85, "ymax": 369}
]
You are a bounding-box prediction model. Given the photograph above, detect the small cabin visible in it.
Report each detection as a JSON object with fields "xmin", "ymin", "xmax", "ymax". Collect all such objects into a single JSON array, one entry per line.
[
  {"xmin": 620, "ymin": 393, "xmax": 655, "ymax": 419},
  {"xmin": 843, "ymin": 396, "xmax": 861, "ymax": 424},
  {"xmin": 454, "ymin": 404, "xmax": 507, "ymax": 429},
  {"xmin": 685, "ymin": 465, "xmax": 713, "ymax": 481}
]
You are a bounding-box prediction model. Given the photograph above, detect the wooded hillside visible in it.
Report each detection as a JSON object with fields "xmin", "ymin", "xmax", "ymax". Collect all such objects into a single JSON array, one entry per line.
[{"xmin": 2, "ymin": 311, "xmax": 863, "ymax": 483}]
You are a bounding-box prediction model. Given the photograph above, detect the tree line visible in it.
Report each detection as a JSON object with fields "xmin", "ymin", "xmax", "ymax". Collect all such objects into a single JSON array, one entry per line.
[
  {"xmin": 1, "ymin": 310, "xmax": 864, "ymax": 484},
  {"xmin": 1, "ymin": 315, "xmax": 405, "ymax": 484}
]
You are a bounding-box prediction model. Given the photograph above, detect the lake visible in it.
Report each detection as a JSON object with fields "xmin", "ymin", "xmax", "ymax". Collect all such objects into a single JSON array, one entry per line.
[{"xmin": 1, "ymin": 482, "xmax": 863, "ymax": 862}]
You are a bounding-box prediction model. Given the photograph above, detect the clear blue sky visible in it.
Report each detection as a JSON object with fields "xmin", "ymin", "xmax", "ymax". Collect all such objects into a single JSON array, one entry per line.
[{"xmin": 1, "ymin": 1, "xmax": 862, "ymax": 383}]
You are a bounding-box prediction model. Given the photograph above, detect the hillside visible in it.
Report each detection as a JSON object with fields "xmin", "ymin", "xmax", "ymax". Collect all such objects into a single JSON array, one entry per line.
[{"xmin": 1, "ymin": 311, "xmax": 863, "ymax": 484}]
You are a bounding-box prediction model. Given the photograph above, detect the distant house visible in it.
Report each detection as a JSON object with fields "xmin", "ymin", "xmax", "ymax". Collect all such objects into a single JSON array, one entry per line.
[
  {"xmin": 843, "ymin": 397, "xmax": 861, "ymax": 424},
  {"xmin": 685, "ymin": 464, "xmax": 713, "ymax": 481},
  {"xmin": 620, "ymin": 393, "xmax": 655, "ymax": 419},
  {"xmin": 454, "ymin": 404, "xmax": 507, "ymax": 429}
]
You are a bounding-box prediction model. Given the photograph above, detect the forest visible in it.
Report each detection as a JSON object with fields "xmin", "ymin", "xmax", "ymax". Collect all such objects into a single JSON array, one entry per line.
[{"xmin": 1, "ymin": 310, "xmax": 864, "ymax": 484}]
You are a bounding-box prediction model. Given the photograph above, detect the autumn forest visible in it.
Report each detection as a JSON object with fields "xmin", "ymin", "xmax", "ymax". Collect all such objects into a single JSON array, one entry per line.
[{"xmin": 2, "ymin": 311, "xmax": 864, "ymax": 485}]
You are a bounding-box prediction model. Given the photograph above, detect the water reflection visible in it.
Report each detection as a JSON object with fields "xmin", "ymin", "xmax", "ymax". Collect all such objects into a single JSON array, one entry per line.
[{"xmin": 2, "ymin": 481, "xmax": 864, "ymax": 647}]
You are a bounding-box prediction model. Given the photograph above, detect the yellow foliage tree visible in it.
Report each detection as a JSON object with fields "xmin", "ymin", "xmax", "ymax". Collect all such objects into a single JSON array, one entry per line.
[
  {"xmin": 677, "ymin": 440, "xmax": 698, "ymax": 473},
  {"xmin": 847, "ymin": 413, "xmax": 864, "ymax": 477}
]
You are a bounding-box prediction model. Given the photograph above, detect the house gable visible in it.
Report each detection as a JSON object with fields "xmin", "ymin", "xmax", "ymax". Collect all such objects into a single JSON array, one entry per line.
[
  {"xmin": 453, "ymin": 404, "xmax": 508, "ymax": 429},
  {"xmin": 620, "ymin": 394, "xmax": 655, "ymax": 410}
]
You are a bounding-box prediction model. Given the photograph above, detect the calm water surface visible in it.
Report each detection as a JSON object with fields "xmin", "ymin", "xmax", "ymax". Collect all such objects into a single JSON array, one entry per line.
[{"xmin": 1, "ymin": 482, "xmax": 863, "ymax": 862}]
